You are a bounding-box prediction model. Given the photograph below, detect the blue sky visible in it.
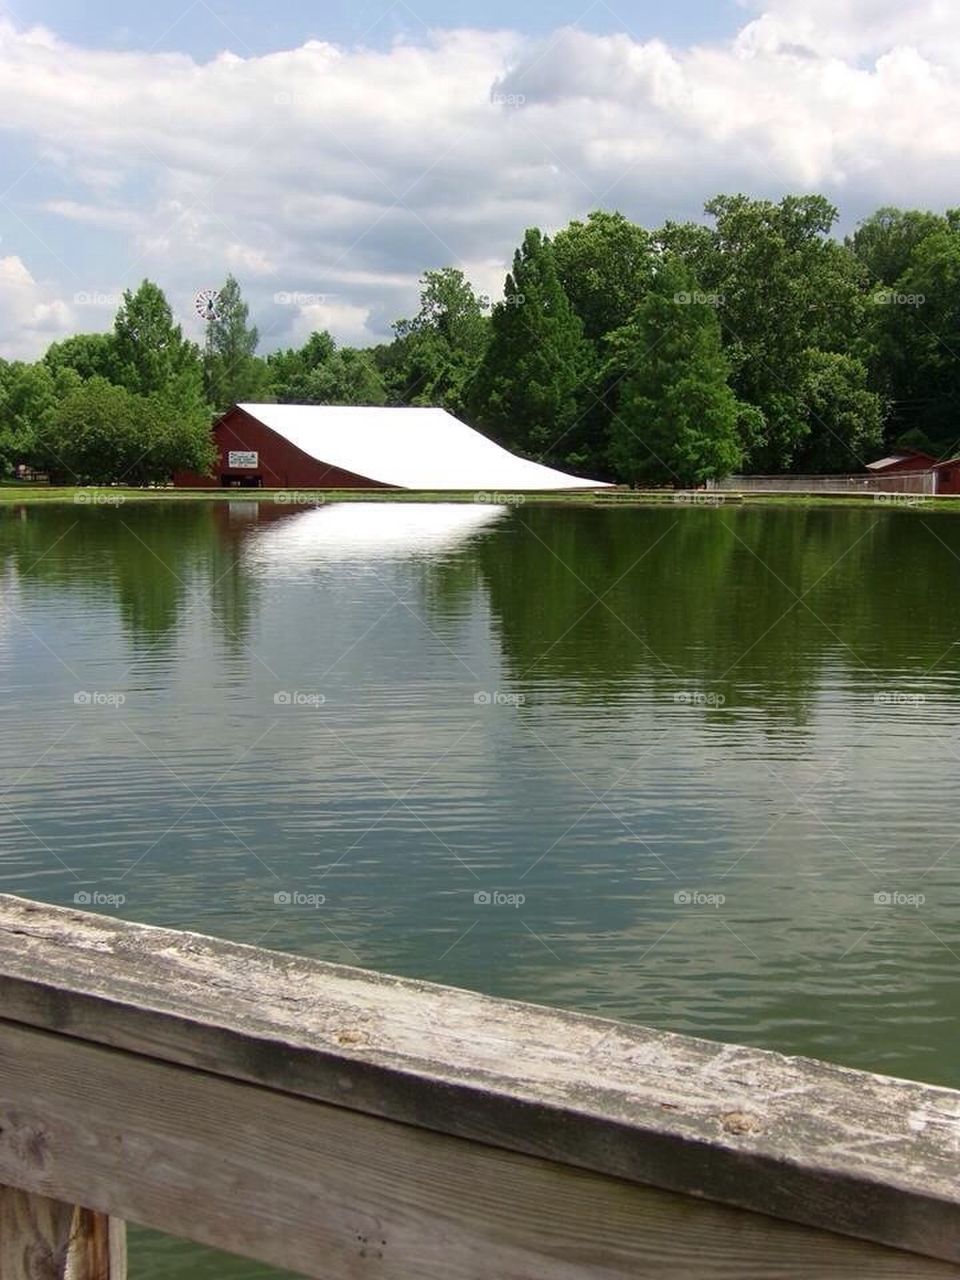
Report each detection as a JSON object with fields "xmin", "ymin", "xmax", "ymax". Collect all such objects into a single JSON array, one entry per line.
[
  {"xmin": 1, "ymin": 0, "xmax": 958, "ymax": 359},
  {"xmin": 11, "ymin": 0, "xmax": 744, "ymax": 56}
]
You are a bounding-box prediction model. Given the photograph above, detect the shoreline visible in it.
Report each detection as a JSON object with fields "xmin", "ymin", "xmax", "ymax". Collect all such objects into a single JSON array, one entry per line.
[{"xmin": 1, "ymin": 485, "xmax": 958, "ymax": 510}]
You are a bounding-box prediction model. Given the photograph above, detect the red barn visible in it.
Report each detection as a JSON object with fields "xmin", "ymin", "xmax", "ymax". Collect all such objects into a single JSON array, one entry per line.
[
  {"xmin": 174, "ymin": 405, "xmax": 388, "ymax": 489},
  {"xmin": 173, "ymin": 404, "xmax": 609, "ymax": 491}
]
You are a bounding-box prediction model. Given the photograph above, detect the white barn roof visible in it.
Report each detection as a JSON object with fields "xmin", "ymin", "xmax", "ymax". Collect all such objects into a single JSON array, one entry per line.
[{"xmin": 236, "ymin": 404, "xmax": 610, "ymax": 491}]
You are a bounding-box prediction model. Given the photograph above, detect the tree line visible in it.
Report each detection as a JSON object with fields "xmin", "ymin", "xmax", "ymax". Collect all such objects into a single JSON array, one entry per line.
[{"xmin": 2, "ymin": 195, "xmax": 958, "ymax": 486}]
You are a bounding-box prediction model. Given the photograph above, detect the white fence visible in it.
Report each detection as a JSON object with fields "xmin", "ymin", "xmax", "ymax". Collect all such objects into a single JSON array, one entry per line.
[{"xmin": 709, "ymin": 472, "xmax": 937, "ymax": 494}]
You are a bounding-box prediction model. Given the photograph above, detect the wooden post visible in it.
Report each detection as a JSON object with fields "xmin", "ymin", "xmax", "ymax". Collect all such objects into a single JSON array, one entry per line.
[
  {"xmin": 65, "ymin": 1208, "xmax": 126, "ymax": 1280},
  {"xmin": 0, "ymin": 1187, "xmax": 125, "ymax": 1279}
]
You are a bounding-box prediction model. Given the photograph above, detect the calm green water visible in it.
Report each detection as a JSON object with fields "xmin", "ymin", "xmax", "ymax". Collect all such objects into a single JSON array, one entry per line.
[{"xmin": 2, "ymin": 498, "xmax": 960, "ymax": 1276}]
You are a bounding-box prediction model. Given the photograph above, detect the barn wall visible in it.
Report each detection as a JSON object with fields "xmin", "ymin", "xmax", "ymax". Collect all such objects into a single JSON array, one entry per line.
[
  {"xmin": 935, "ymin": 464, "xmax": 960, "ymax": 494},
  {"xmin": 173, "ymin": 407, "xmax": 394, "ymax": 489}
]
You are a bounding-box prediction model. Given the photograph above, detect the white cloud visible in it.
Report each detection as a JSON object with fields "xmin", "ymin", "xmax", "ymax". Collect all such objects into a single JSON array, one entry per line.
[
  {"xmin": 738, "ymin": 0, "xmax": 960, "ymax": 65},
  {"xmin": 39, "ymin": 200, "xmax": 142, "ymax": 231},
  {"xmin": 286, "ymin": 298, "xmax": 380, "ymax": 349},
  {"xmin": 0, "ymin": 256, "xmax": 76, "ymax": 360},
  {"xmin": 1, "ymin": 6, "xmax": 960, "ymax": 358},
  {"xmin": 225, "ymin": 243, "xmax": 276, "ymax": 276}
]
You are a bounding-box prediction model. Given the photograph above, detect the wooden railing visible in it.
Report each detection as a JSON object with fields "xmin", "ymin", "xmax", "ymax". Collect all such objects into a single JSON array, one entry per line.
[{"xmin": 0, "ymin": 893, "xmax": 958, "ymax": 1278}]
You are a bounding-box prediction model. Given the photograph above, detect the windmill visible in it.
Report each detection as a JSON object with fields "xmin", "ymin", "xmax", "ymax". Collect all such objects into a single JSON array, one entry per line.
[
  {"xmin": 195, "ymin": 288, "xmax": 220, "ymax": 363},
  {"xmin": 195, "ymin": 288, "xmax": 220, "ymax": 323}
]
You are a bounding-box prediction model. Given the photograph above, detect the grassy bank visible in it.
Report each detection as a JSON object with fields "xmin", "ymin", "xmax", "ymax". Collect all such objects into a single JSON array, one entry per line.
[{"xmin": 1, "ymin": 484, "xmax": 958, "ymax": 509}]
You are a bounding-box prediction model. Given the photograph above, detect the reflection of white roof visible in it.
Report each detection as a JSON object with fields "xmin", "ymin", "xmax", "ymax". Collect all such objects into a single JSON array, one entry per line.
[
  {"xmin": 245, "ymin": 503, "xmax": 505, "ymax": 572},
  {"xmin": 236, "ymin": 404, "xmax": 609, "ymax": 490}
]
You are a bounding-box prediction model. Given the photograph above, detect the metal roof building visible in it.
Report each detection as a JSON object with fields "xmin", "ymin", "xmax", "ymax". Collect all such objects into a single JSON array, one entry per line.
[
  {"xmin": 173, "ymin": 404, "xmax": 610, "ymax": 491},
  {"xmin": 865, "ymin": 450, "xmax": 937, "ymax": 473}
]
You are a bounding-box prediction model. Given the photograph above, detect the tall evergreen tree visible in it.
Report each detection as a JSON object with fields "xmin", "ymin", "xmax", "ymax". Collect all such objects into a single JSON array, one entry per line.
[
  {"xmin": 466, "ymin": 228, "xmax": 593, "ymax": 464},
  {"xmin": 109, "ymin": 282, "xmax": 212, "ymax": 479},
  {"xmin": 552, "ymin": 211, "xmax": 656, "ymax": 474},
  {"xmin": 608, "ymin": 261, "xmax": 742, "ymax": 486},
  {"xmin": 203, "ymin": 275, "xmax": 270, "ymax": 412}
]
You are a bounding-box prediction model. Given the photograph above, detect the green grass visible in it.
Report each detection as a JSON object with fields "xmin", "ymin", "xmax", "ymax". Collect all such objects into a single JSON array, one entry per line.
[
  {"xmin": 0, "ymin": 485, "xmax": 617, "ymax": 505},
  {"xmin": 1, "ymin": 484, "xmax": 958, "ymax": 510}
]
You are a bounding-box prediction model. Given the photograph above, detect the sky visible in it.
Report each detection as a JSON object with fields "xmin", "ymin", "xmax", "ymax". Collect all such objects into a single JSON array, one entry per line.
[{"xmin": 1, "ymin": 0, "xmax": 958, "ymax": 360}]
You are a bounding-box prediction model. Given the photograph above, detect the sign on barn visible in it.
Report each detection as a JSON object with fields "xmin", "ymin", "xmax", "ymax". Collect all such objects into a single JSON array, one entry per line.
[{"xmin": 228, "ymin": 451, "xmax": 259, "ymax": 469}]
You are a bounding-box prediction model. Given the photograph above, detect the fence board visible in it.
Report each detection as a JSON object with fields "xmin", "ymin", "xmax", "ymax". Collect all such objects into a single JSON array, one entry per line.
[
  {"xmin": 0, "ymin": 1021, "xmax": 957, "ymax": 1280},
  {"xmin": 0, "ymin": 895, "xmax": 958, "ymax": 1269}
]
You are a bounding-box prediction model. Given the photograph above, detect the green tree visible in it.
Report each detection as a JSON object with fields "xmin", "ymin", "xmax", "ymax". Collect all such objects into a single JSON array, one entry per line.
[
  {"xmin": 656, "ymin": 219, "xmax": 715, "ymax": 272},
  {"xmin": 49, "ymin": 377, "xmax": 214, "ymax": 485},
  {"xmin": 466, "ymin": 228, "xmax": 594, "ymax": 464},
  {"xmin": 113, "ymin": 280, "xmax": 204, "ymax": 401},
  {"xmin": 0, "ymin": 361, "xmax": 81, "ymax": 476},
  {"xmin": 385, "ymin": 268, "xmax": 489, "ymax": 414},
  {"xmin": 399, "ymin": 268, "xmax": 489, "ymax": 350},
  {"xmin": 43, "ymin": 332, "xmax": 118, "ymax": 382},
  {"xmin": 607, "ymin": 261, "xmax": 742, "ymax": 486},
  {"xmin": 848, "ymin": 208, "xmax": 947, "ymax": 288},
  {"xmin": 862, "ymin": 222, "xmax": 960, "ymax": 450},
  {"xmin": 893, "ymin": 426, "xmax": 938, "ymax": 456},
  {"xmin": 311, "ymin": 348, "xmax": 386, "ymax": 405},
  {"xmin": 792, "ymin": 351, "xmax": 885, "ymax": 472},
  {"xmin": 663, "ymin": 194, "xmax": 870, "ymax": 470},
  {"xmin": 268, "ymin": 330, "xmax": 337, "ymax": 401},
  {"xmin": 203, "ymin": 275, "xmax": 270, "ymax": 412},
  {"xmin": 142, "ymin": 391, "xmax": 216, "ymax": 483},
  {"xmin": 552, "ymin": 212, "xmax": 656, "ymax": 475},
  {"xmin": 268, "ymin": 331, "xmax": 386, "ymax": 405},
  {"xmin": 553, "ymin": 211, "xmax": 654, "ymax": 343},
  {"xmin": 48, "ymin": 379, "xmax": 144, "ymax": 482}
]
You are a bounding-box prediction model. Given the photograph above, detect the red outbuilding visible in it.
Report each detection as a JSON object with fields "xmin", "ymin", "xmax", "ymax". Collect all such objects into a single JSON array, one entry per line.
[
  {"xmin": 865, "ymin": 449, "xmax": 938, "ymax": 475},
  {"xmin": 932, "ymin": 457, "xmax": 960, "ymax": 495}
]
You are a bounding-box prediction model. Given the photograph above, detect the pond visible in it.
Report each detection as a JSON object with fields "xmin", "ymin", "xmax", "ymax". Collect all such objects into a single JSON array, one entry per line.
[{"xmin": 2, "ymin": 498, "xmax": 959, "ymax": 1276}]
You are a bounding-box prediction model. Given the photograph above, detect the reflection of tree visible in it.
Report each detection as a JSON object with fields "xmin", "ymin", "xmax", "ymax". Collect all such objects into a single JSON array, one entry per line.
[
  {"xmin": 206, "ymin": 503, "xmax": 278, "ymax": 655},
  {"xmin": 6, "ymin": 502, "xmax": 960, "ymax": 713},
  {"xmin": 412, "ymin": 534, "xmax": 495, "ymax": 623},
  {"xmin": 450, "ymin": 505, "xmax": 960, "ymax": 723},
  {"xmin": 0, "ymin": 504, "xmax": 190, "ymax": 644},
  {"xmin": 0, "ymin": 502, "xmax": 281, "ymax": 649}
]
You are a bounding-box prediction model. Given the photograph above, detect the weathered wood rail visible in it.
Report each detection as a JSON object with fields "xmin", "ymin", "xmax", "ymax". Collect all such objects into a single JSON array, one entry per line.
[{"xmin": 0, "ymin": 895, "xmax": 958, "ymax": 1278}]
